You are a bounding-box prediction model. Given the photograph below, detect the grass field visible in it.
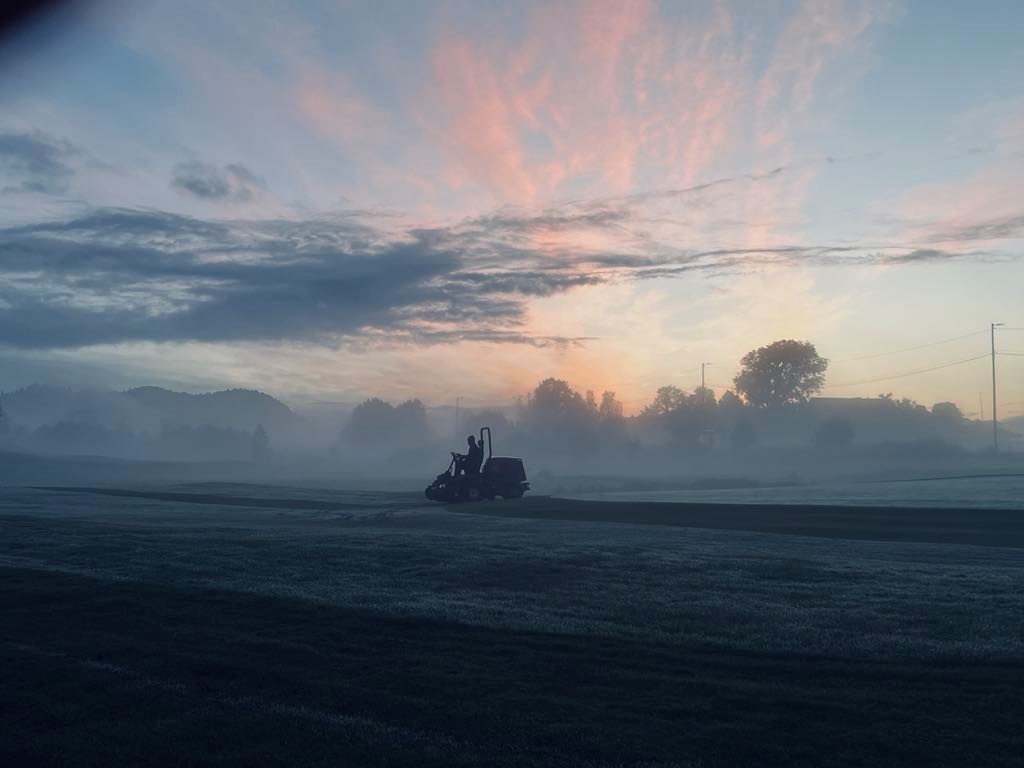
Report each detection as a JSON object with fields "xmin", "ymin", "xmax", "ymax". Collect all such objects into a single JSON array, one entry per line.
[{"xmin": 2, "ymin": 484, "xmax": 1022, "ymax": 766}]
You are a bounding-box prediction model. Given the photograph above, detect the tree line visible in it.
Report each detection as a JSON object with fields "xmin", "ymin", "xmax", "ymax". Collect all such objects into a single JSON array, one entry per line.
[{"xmin": 338, "ymin": 339, "xmax": 976, "ymax": 456}]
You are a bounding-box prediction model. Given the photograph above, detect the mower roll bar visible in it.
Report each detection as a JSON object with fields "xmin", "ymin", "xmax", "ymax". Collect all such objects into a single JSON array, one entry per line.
[{"xmin": 479, "ymin": 426, "xmax": 493, "ymax": 460}]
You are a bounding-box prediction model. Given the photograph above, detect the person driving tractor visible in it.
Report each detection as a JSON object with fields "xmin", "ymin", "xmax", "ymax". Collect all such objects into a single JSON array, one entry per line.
[
  {"xmin": 424, "ymin": 426, "xmax": 529, "ymax": 502},
  {"xmin": 456, "ymin": 434, "xmax": 484, "ymax": 475}
]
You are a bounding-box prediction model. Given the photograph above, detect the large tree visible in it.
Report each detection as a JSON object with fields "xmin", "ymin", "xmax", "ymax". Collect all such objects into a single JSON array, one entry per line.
[
  {"xmin": 639, "ymin": 386, "xmax": 716, "ymax": 447},
  {"xmin": 522, "ymin": 378, "xmax": 598, "ymax": 449},
  {"xmin": 641, "ymin": 385, "xmax": 688, "ymax": 417},
  {"xmin": 525, "ymin": 378, "xmax": 587, "ymax": 427},
  {"xmin": 342, "ymin": 397, "xmax": 430, "ymax": 447},
  {"xmin": 734, "ymin": 340, "xmax": 828, "ymax": 408}
]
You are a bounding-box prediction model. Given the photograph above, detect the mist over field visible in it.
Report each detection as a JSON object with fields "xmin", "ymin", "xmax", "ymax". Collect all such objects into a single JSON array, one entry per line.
[
  {"xmin": 3, "ymin": 1, "xmax": 1024, "ymax": 765},
  {"xmin": 1, "ymin": 364, "xmax": 1021, "ymax": 493}
]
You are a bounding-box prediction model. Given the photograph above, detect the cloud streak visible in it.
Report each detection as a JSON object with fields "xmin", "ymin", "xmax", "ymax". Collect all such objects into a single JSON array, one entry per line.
[{"xmin": 0, "ymin": 188, "xmax": 1018, "ymax": 351}]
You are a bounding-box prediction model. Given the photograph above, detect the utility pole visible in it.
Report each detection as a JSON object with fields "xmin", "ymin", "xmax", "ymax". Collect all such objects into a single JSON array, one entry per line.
[
  {"xmin": 701, "ymin": 362, "xmax": 711, "ymax": 392},
  {"xmin": 455, "ymin": 396, "xmax": 461, "ymax": 441},
  {"xmin": 979, "ymin": 392, "xmax": 984, "ymax": 421},
  {"xmin": 991, "ymin": 323, "xmax": 1003, "ymax": 451}
]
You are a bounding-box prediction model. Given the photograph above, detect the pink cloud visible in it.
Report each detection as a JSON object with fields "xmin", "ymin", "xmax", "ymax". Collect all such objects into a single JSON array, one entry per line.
[
  {"xmin": 295, "ymin": 74, "xmax": 374, "ymax": 142},
  {"xmin": 427, "ymin": 38, "xmax": 541, "ymax": 204},
  {"xmin": 417, "ymin": 0, "xmax": 749, "ymax": 208}
]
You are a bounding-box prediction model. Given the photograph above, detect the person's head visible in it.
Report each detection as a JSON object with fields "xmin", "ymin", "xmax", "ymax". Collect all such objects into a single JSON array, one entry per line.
[{"xmin": 467, "ymin": 435, "xmax": 476, "ymax": 446}]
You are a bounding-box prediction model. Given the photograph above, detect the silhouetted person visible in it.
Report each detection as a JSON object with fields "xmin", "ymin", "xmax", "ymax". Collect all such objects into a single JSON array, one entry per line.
[
  {"xmin": 465, "ymin": 434, "xmax": 484, "ymax": 474},
  {"xmin": 452, "ymin": 435, "xmax": 484, "ymax": 475}
]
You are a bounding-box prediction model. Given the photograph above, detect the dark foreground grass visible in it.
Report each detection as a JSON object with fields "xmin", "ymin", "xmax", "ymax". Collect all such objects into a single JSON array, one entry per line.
[{"xmin": 2, "ymin": 565, "xmax": 1022, "ymax": 767}]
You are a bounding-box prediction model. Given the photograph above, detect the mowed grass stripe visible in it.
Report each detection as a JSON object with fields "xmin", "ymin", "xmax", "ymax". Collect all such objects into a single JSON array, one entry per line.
[
  {"xmin": 464, "ymin": 497, "xmax": 1024, "ymax": 546},
  {"xmin": 30, "ymin": 486, "xmax": 416, "ymax": 512}
]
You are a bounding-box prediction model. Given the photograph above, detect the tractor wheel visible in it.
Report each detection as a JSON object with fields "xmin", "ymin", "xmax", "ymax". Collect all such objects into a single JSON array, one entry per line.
[{"xmin": 465, "ymin": 485, "xmax": 482, "ymax": 502}]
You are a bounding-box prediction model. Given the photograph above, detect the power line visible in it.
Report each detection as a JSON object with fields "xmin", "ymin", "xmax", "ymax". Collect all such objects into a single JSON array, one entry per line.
[
  {"xmin": 830, "ymin": 329, "xmax": 988, "ymax": 363},
  {"xmin": 824, "ymin": 353, "xmax": 989, "ymax": 389},
  {"xmin": 999, "ymin": 351, "xmax": 1024, "ymax": 357}
]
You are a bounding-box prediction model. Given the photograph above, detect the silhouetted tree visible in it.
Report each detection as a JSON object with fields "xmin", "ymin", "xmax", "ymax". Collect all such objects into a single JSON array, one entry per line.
[
  {"xmin": 641, "ymin": 386, "xmax": 717, "ymax": 448},
  {"xmin": 734, "ymin": 340, "xmax": 828, "ymax": 408},
  {"xmin": 251, "ymin": 423, "xmax": 270, "ymax": 462},
  {"xmin": 931, "ymin": 402, "xmax": 964, "ymax": 434},
  {"xmin": 718, "ymin": 390, "xmax": 742, "ymax": 408},
  {"xmin": 692, "ymin": 386, "xmax": 716, "ymax": 408},
  {"xmin": 0, "ymin": 397, "xmax": 7, "ymax": 435},
  {"xmin": 525, "ymin": 379, "xmax": 585, "ymax": 425},
  {"xmin": 642, "ymin": 385, "xmax": 687, "ymax": 417},
  {"xmin": 394, "ymin": 398, "xmax": 429, "ymax": 435},
  {"xmin": 597, "ymin": 391, "xmax": 626, "ymax": 441},
  {"xmin": 931, "ymin": 401, "xmax": 962, "ymax": 423},
  {"xmin": 879, "ymin": 392, "xmax": 924, "ymax": 412},
  {"xmin": 717, "ymin": 390, "xmax": 743, "ymax": 418},
  {"xmin": 342, "ymin": 397, "xmax": 431, "ymax": 449},
  {"xmin": 599, "ymin": 391, "xmax": 624, "ymax": 422},
  {"xmin": 344, "ymin": 398, "xmax": 395, "ymax": 445},
  {"xmin": 523, "ymin": 378, "xmax": 597, "ymax": 450}
]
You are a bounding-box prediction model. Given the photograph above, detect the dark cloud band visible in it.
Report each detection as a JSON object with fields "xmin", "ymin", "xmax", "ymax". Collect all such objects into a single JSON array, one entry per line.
[{"xmin": 0, "ymin": 200, "xmax": 1015, "ymax": 350}]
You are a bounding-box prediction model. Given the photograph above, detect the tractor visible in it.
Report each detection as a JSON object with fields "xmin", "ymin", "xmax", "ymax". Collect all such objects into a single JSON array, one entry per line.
[{"xmin": 424, "ymin": 426, "xmax": 529, "ymax": 503}]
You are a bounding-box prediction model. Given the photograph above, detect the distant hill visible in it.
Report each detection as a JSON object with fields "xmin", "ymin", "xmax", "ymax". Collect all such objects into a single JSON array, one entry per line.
[
  {"xmin": 124, "ymin": 387, "xmax": 303, "ymax": 435},
  {"xmin": 1, "ymin": 384, "xmax": 162, "ymax": 432},
  {"xmin": 0, "ymin": 384, "xmax": 304, "ymax": 442}
]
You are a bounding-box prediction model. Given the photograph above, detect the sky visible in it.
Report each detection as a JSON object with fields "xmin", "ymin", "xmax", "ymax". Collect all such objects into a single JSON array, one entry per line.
[{"xmin": 0, "ymin": 0, "xmax": 1022, "ymax": 416}]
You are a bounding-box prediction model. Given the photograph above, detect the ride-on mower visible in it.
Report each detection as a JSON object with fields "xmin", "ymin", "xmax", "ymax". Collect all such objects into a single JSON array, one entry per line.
[{"xmin": 425, "ymin": 426, "xmax": 529, "ymax": 502}]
